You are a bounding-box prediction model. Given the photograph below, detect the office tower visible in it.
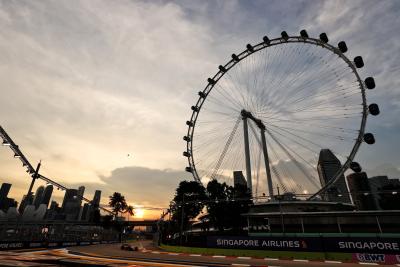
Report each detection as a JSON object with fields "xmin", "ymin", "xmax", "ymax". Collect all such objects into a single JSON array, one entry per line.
[
  {"xmin": 61, "ymin": 189, "xmax": 78, "ymax": 210},
  {"xmin": 33, "ymin": 186, "xmax": 45, "ymax": 208},
  {"xmin": 233, "ymin": 171, "xmax": 247, "ymax": 188},
  {"xmin": 0, "ymin": 183, "xmax": 11, "ymax": 200},
  {"xmin": 61, "ymin": 188, "xmax": 81, "ymax": 220},
  {"xmin": 80, "ymin": 203, "xmax": 90, "ymax": 221},
  {"xmin": 92, "ymin": 190, "xmax": 101, "ymax": 208},
  {"xmin": 19, "ymin": 194, "xmax": 33, "ymax": 214},
  {"xmin": 317, "ymin": 149, "xmax": 351, "ymax": 203},
  {"xmin": 346, "ymin": 172, "xmax": 377, "ymax": 210},
  {"xmin": 77, "ymin": 186, "xmax": 85, "ymax": 206},
  {"xmin": 41, "ymin": 185, "xmax": 53, "ymax": 207},
  {"xmin": 369, "ymin": 176, "xmax": 400, "ymax": 210},
  {"xmin": 0, "ymin": 183, "xmax": 11, "ymax": 211}
]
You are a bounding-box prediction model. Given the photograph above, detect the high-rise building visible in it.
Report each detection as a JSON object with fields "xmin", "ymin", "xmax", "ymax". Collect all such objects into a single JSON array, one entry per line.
[
  {"xmin": 61, "ymin": 188, "xmax": 80, "ymax": 221},
  {"xmin": 77, "ymin": 186, "xmax": 85, "ymax": 206},
  {"xmin": 61, "ymin": 189, "xmax": 78, "ymax": 210},
  {"xmin": 79, "ymin": 203, "xmax": 90, "ymax": 221},
  {"xmin": 41, "ymin": 185, "xmax": 53, "ymax": 207},
  {"xmin": 317, "ymin": 149, "xmax": 351, "ymax": 203},
  {"xmin": 347, "ymin": 172, "xmax": 377, "ymax": 210},
  {"xmin": 33, "ymin": 186, "xmax": 45, "ymax": 208},
  {"xmin": 369, "ymin": 176, "xmax": 400, "ymax": 210},
  {"xmin": 18, "ymin": 194, "xmax": 33, "ymax": 214},
  {"xmin": 233, "ymin": 171, "xmax": 247, "ymax": 188},
  {"xmin": 92, "ymin": 190, "xmax": 101, "ymax": 208},
  {"xmin": 0, "ymin": 183, "xmax": 11, "ymax": 211}
]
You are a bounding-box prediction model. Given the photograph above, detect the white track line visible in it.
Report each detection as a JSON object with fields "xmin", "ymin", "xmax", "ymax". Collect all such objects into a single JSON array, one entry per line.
[
  {"xmin": 168, "ymin": 253, "xmax": 180, "ymax": 255},
  {"xmin": 237, "ymin": 256, "xmax": 251, "ymax": 260},
  {"xmin": 151, "ymin": 251, "xmax": 160, "ymax": 254},
  {"xmin": 189, "ymin": 254, "xmax": 201, "ymax": 256},
  {"xmin": 359, "ymin": 263, "xmax": 378, "ymax": 265},
  {"xmin": 325, "ymin": 260, "xmax": 342, "ymax": 264},
  {"xmin": 212, "ymin": 255, "xmax": 226, "ymax": 258},
  {"xmin": 293, "ymin": 259, "xmax": 309, "ymax": 262}
]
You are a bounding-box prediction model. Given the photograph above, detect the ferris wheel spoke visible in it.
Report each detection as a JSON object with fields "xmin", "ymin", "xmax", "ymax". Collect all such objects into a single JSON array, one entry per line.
[
  {"xmin": 213, "ymin": 82, "xmax": 247, "ymax": 111},
  {"xmin": 267, "ymin": 122, "xmax": 348, "ymax": 160},
  {"xmin": 293, "ymin": 90, "xmax": 361, "ymax": 113},
  {"xmin": 271, "ymin": 124, "xmax": 355, "ymax": 141},
  {"xmin": 266, "ymin": 129, "xmax": 320, "ymax": 190},
  {"xmin": 210, "ymin": 116, "xmax": 241, "ymax": 179}
]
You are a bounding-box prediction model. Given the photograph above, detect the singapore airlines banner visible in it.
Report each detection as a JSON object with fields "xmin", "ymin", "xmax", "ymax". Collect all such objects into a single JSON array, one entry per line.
[{"xmin": 207, "ymin": 236, "xmax": 400, "ymax": 254}]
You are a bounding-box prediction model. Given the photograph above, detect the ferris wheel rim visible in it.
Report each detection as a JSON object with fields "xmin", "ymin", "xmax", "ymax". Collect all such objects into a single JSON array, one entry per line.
[{"xmin": 184, "ymin": 34, "xmax": 368, "ymax": 198}]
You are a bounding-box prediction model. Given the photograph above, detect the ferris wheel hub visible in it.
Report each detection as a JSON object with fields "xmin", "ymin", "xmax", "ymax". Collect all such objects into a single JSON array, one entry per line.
[{"xmin": 241, "ymin": 109, "xmax": 265, "ymax": 130}]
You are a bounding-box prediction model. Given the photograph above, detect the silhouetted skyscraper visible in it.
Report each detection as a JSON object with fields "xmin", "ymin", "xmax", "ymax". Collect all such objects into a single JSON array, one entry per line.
[
  {"xmin": 347, "ymin": 172, "xmax": 377, "ymax": 210},
  {"xmin": 32, "ymin": 186, "xmax": 45, "ymax": 208},
  {"xmin": 92, "ymin": 190, "xmax": 101, "ymax": 208},
  {"xmin": 317, "ymin": 149, "xmax": 351, "ymax": 203},
  {"xmin": 0, "ymin": 183, "xmax": 11, "ymax": 211},
  {"xmin": 233, "ymin": 171, "xmax": 247, "ymax": 188},
  {"xmin": 369, "ymin": 176, "xmax": 400, "ymax": 210},
  {"xmin": 61, "ymin": 189, "xmax": 78, "ymax": 210},
  {"xmin": 19, "ymin": 194, "xmax": 33, "ymax": 214},
  {"xmin": 41, "ymin": 185, "xmax": 53, "ymax": 207},
  {"xmin": 77, "ymin": 186, "xmax": 85, "ymax": 206}
]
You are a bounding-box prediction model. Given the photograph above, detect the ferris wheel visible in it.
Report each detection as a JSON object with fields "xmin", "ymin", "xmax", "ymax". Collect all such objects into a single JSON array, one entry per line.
[{"xmin": 183, "ymin": 30, "xmax": 379, "ymax": 200}]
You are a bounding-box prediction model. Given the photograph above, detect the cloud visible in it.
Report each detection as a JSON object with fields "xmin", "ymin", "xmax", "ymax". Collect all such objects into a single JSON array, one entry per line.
[{"xmin": 97, "ymin": 166, "xmax": 186, "ymax": 207}]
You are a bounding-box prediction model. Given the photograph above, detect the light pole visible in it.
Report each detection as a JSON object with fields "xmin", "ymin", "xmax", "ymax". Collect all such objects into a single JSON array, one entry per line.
[{"xmin": 277, "ymin": 185, "xmax": 285, "ymax": 233}]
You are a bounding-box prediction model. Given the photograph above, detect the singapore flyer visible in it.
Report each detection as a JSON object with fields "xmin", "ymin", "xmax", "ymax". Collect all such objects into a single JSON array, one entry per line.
[{"xmin": 183, "ymin": 30, "xmax": 378, "ymax": 201}]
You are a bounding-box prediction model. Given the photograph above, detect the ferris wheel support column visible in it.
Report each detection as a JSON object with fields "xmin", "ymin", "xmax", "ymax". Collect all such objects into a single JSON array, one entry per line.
[
  {"xmin": 261, "ymin": 129, "xmax": 274, "ymax": 201},
  {"xmin": 242, "ymin": 117, "xmax": 253, "ymax": 196}
]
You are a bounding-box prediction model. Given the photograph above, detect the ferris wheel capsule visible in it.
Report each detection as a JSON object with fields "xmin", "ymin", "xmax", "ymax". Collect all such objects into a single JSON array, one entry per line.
[
  {"xmin": 207, "ymin": 78, "xmax": 216, "ymax": 85},
  {"xmin": 364, "ymin": 133, "xmax": 375, "ymax": 144},
  {"xmin": 231, "ymin": 53, "xmax": 240, "ymax": 62},
  {"xmin": 354, "ymin": 56, "xmax": 364, "ymax": 68},
  {"xmin": 365, "ymin": 77, "xmax": 375, "ymax": 89},
  {"xmin": 320, "ymin": 33, "xmax": 329, "ymax": 43},
  {"xmin": 218, "ymin": 65, "xmax": 227, "ymax": 73},
  {"xmin": 246, "ymin": 44, "xmax": 254, "ymax": 52},
  {"xmin": 338, "ymin": 41, "xmax": 348, "ymax": 53},
  {"xmin": 368, "ymin": 103, "xmax": 380, "ymax": 115},
  {"xmin": 350, "ymin": 162, "xmax": 362, "ymax": 173},
  {"xmin": 263, "ymin": 36, "xmax": 270, "ymax": 45},
  {"xmin": 281, "ymin": 31, "xmax": 289, "ymax": 41},
  {"xmin": 300, "ymin": 29, "xmax": 308, "ymax": 39}
]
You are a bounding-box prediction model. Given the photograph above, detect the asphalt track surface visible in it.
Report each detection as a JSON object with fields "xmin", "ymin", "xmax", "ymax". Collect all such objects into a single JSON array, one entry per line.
[
  {"xmin": 66, "ymin": 241, "xmax": 396, "ymax": 267},
  {"xmin": 0, "ymin": 241, "xmax": 397, "ymax": 266}
]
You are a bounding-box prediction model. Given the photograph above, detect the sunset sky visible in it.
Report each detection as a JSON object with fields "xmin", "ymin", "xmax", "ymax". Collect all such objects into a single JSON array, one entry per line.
[{"xmin": 0, "ymin": 0, "xmax": 399, "ymax": 219}]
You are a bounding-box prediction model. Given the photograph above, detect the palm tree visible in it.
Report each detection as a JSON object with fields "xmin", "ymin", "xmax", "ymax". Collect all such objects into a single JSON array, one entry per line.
[
  {"xmin": 124, "ymin": 205, "xmax": 135, "ymax": 221},
  {"xmin": 109, "ymin": 192, "xmax": 127, "ymax": 220}
]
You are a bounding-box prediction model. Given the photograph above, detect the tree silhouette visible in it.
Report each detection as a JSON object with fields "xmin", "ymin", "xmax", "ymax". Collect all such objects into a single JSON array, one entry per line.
[
  {"xmin": 109, "ymin": 192, "xmax": 127, "ymax": 219},
  {"xmin": 124, "ymin": 205, "xmax": 135, "ymax": 219},
  {"xmin": 171, "ymin": 181, "xmax": 207, "ymax": 231}
]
